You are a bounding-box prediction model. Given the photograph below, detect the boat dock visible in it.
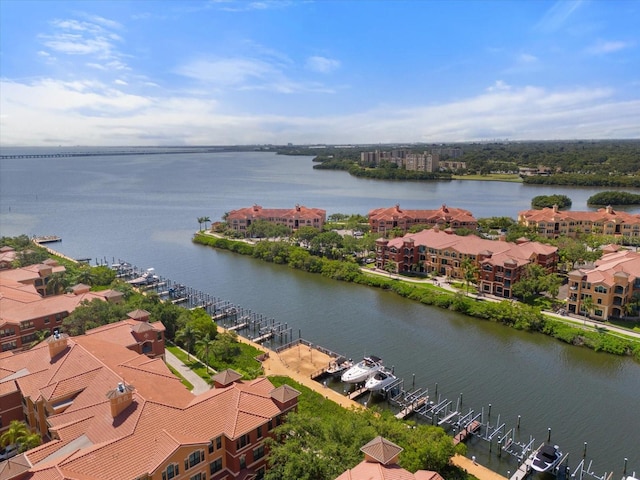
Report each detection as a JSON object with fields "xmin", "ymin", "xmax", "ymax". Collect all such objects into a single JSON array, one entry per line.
[
  {"xmin": 33, "ymin": 235, "xmax": 61, "ymax": 244},
  {"xmin": 95, "ymin": 257, "xmax": 624, "ymax": 480}
]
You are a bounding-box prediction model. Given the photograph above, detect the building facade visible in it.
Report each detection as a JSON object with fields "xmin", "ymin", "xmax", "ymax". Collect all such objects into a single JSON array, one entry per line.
[
  {"xmin": 376, "ymin": 228, "xmax": 558, "ymax": 298},
  {"xmin": 226, "ymin": 204, "xmax": 326, "ymax": 236},
  {"xmin": 369, "ymin": 204, "xmax": 478, "ymax": 234},
  {"xmin": 0, "ymin": 266, "xmax": 123, "ymax": 353},
  {"xmin": 518, "ymin": 205, "xmax": 640, "ymax": 239},
  {"xmin": 566, "ymin": 248, "xmax": 640, "ymax": 320}
]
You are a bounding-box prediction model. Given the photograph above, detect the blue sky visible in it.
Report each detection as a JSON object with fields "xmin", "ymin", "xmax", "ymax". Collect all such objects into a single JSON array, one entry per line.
[{"xmin": 0, "ymin": 0, "xmax": 638, "ymax": 146}]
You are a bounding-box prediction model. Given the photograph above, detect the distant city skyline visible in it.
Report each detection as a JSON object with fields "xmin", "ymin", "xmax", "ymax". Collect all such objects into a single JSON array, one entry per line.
[{"xmin": 1, "ymin": 0, "xmax": 638, "ymax": 146}]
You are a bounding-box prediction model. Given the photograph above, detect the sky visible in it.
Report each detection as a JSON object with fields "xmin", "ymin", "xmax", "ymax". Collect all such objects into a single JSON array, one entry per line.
[{"xmin": 0, "ymin": 0, "xmax": 638, "ymax": 146}]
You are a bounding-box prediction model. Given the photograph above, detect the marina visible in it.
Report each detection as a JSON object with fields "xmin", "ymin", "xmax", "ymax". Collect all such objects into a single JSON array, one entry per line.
[{"xmin": 104, "ymin": 258, "xmax": 630, "ymax": 480}]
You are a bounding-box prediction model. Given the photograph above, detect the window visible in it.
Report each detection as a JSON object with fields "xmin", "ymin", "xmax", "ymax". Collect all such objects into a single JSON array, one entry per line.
[
  {"xmin": 236, "ymin": 433, "xmax": 250, "ymax": 450},
  {"xmin": 216, "ymin": 436, "xmax": 222, "ymax": 450},
  {"xmin": 188, "ymin": 450, "xmax": 204, "ymax": 468},
  {"xmin": 190, "ymin": 474, "xmax": 203, "ymax": 480},
  {"xmin": 257, "ymin": 425, "xmax": 263, "ymax": 439},
  {"xmin": 253, "ymin": 445, "xmax": 265, "ymax": 461},
  {"xmin": 208, "ymin": 440, "xmax": 214, "ymax": 454},
  {"xmin": 44, "ymin": 317, "xmax": 50, "ymax": 324},
  {"xmin": 210, "ymin": 458, "xmax": 223, "ymax": 475},
  {"xmin": 163, "ymin": 463, "xmax": 179, "ymax": 480}
]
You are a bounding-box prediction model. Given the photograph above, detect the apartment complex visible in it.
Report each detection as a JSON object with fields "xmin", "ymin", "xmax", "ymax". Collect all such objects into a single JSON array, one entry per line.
[
  {"xmin": 0, "ymin": 266, "xmax": 124, "ymax": 352},
  {"xmin": 376, "ymin": 228, "xmax": 558, "ymax": 298},
  {"xmin": 359, "ymin": 147, "xmax": 464, "ymax": 172},
  {"xmin": 369, "ymin": 204, "xmax": 478, "ymax": 234},
  {"xmin": 226, "ymin": 204, "xmax": 326, "ymax": 235},
  {"xmin": 359, "ymin": 149, "xmax": 441, "ymax": 172},
  {"xmin": 0, "ymin": 320, "xmax": 299, "ymax": 480},
  {"xmin": 335, "ymin": 436, "xmax": 444, "ymax": 480},
  {"xmin": 566, "ymin": 248, "xmax": 640, "ymax": 320},
  {"xmin": 518, "ymin": 205, "xmax": 640, "ymax": 239}
]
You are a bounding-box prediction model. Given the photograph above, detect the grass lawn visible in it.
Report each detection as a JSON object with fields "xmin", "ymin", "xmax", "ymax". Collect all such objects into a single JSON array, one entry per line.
[
  {"xmin": 166, "ymin": 345, "xmax": 212, "ymax": 383},
  {"xmin": 452, "ymin": 173, "xmax": 522, "ymax": 182}
]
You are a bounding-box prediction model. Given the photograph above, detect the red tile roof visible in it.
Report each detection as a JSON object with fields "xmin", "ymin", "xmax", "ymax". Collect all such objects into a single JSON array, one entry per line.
[{"xmin": 1, "ymin": 320, "xmax": 298, "ymax": 480}]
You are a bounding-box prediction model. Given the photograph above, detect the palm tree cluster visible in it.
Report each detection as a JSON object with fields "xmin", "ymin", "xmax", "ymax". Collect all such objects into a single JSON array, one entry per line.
[
  {"xmin": 1, "ymin": 420, "xmax": 41, "ymax": 453},
  {"xmin": 197, "ymin": 216, "xmax": 211, "ymax": 231}
]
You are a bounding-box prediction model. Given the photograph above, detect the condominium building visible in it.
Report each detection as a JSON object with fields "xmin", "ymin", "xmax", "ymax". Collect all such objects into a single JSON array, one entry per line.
[
  {"xmin": 0, "ymin": 320, "xmax": 299, "ymax": 480},
  {"xmin": 226, "ymin": 204, "xmax": 326, "ymax": 235},
  {"xmin": 566, "ymin": 248, "xmax": 640, "ymax": 320},
  {"xmin": 369, "ymin": 204, "xmax": 478, "ymax": 234},
  {"xmin": 518, "ymin": 205, "xmax": 640, "ymax": 239},
  {"xmin": 376, "ymin": 228, "xmax": 558, "ymax": 298},
  {"xmin": 0, "ymin": 268, "xmax": 123, "ymax": 352}
]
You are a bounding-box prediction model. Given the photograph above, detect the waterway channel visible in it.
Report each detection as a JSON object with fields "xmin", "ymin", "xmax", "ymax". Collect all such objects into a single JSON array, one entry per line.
[{"xmin": 0, "ymin": 149, "xmax": 638, "ymax": 476}]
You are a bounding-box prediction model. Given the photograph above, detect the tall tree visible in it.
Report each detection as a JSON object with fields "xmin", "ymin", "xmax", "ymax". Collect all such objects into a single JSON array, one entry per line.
[
  {"xmin": 195, "ymin": 332, "xmax": 216, "ymax": 373},
  {"xmin": 460, "ymin": 258, "xmax": 479, "ymax": 294},
  {"xmin": 175, "ymin": 323, "xmax": 198, "ymax": 360}
]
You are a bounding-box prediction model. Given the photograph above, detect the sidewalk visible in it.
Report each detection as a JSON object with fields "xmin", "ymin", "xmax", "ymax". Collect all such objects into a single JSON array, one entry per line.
[{"xmin": 164, "ymin": 349, "xmax": 211, "ymax": 395}]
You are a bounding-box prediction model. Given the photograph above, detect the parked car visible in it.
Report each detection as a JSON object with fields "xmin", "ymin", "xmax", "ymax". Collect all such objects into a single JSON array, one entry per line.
[{"xmin": 0, "ymin": 443, "xmax": 19, "ymax": 460}]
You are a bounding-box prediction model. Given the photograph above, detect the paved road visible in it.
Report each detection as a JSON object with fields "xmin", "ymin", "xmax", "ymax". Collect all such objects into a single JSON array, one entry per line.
[
  {"xmin": 363, "ymin": 268, "xmax": 640, "ymax": 340},
  {"xmin": 164, "ymin": 349, "xmax": 211, "ymax": 395}
]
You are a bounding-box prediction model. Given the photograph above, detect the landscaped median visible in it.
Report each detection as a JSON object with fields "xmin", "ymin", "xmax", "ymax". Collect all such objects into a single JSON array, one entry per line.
[{"xmin": 193, "ymin": 232, "xmax": 640, "ymax": 360}]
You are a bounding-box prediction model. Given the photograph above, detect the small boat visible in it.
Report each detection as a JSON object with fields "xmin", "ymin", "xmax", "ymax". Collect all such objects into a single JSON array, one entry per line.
[
  {"xmin": 341, "ymin": 355, "xmax": 383, "ymax": 383},
  {"xmin": 531, "ymin": 444, "xmax": 563, "ymax": 473},
  {"xmin": 365, "ymin": 367, "xmax": 397, "ymax": 391},
  {"xmin": 326, "ymin": 356, "xmax": 353, "ymax": 376}
]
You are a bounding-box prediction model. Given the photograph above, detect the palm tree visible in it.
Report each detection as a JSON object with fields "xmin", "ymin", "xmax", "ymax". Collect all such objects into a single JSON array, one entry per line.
[
  {"xmin": 581, "ymin": 296, "xmax": 594, "ymax": 324},
  {"xmin": 0, "ymin": 420, "xmax": 28, "ymax": 448},
  {"xmin": 175, "ymin": 324, "xmax": 198, "ymax": 360},
  {"xmin": 45, "ymin": 272, "xmax": 68, "ymax": 296},
  {"xmin": 203, "ymin": 216, "xmax": 211, "ymax": 230},
  {"xmin": 18, "ymin": 432, "xmax": 41, "ymax": 452},
  {"xmin": 75, "ymin": 265, "xmax": 95, "ymax": 286},
  {"xmin": 460, "ymin": 258, "xmax": 479, "ymax": 295},
  {"xmin": 195, "ymin": 332, "xmax": 216, "ymax": 373},
  {"xmin": 197, "ymin": 217, "xmax": 205, "ymax": 231}
]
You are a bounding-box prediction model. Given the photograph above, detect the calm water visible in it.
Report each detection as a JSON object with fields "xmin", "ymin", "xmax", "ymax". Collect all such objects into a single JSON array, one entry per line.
[{"xmin": 1, "ymin": 149, "xmax": 638, "ymax": 475}]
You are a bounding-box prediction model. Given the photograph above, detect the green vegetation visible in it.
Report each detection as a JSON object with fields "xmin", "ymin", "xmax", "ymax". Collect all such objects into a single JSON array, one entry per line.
[
  {"xmin": 531, "ymin": 194, "xmax": 572, "ymax": 210},
  {"xmin": 587, "ymin": 191, "xmax": 640, "ymax": 206},
  {"xmin": 265, "ymin": 376, "xmax": 468, "ymax": 480},
  {"xmin": 523, "ymin": 173, "xmax": 640, "ymax": 187},
  {"xmin": 0, "ymin": 420, "xmax": 41, "ymax": 453},
  {"xmin": 277, "ymin": 140, "xmax": 640, "ymax": 185}
]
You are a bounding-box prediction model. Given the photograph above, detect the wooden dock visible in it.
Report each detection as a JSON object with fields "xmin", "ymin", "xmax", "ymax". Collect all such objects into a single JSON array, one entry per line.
[
  {"xmin": 252, "ymin": 331, "xmax": 274, "ymax": 343},
  {"xmin": 395, "ymin": 396, "xmax": 427, "ymax": 419},
  {"xmin": 453, "ymin": 420, "xmax": 481, "ymax": 445},
  {"xmin": 348, "ymin": 386, "xmax": 368, "ymax": 400},
  {"xmin": 227, "ymin": 322, "xmax": 249, "ymax": 332},
  {"xmin": 33, "ymin": 235, "xmax": 62, "ymax": 244},
  {"xmin": 509, "ymin": 443, "xmax": 543, "ymax": 480}
]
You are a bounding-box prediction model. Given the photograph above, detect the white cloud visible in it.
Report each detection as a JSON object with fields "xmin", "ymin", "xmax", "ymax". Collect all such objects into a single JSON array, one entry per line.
[
  {"xmin": 175, "ymin": 56, "xmax": 336, "ymax": 94},
  {"xmin": 1, "ymin": 77, "xmax": 638, "ymax": 146},
  {"xmin": 306, "ymin": 56, "xmax": 340, "ymax": 74},
  {"xmin": 519, "ymin": 53, "xmax": 538, "ymax": 64},
  {"xmin": 534, "ymin": 0, "xmax": 583, "ymax": 33},
  {"xmin": 586, "ymin": 40, "xmax": 632, "ymax": 55}
]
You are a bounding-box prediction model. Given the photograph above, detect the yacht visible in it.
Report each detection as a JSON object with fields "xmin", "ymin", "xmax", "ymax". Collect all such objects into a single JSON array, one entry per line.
[
  {"xmin": 364, "ymin": 367, "xmax": 397, "ymax": 391},
  {"xmin": 341, "ymin": 355, "xmax": 383, "ymax": 383},
  {"xmin": 326, "ymin": 356, "xmax": 353, "ymax": 376},
  {"xmin": 531, "ymin": 444, "xmax": 563, "ymax": 473}
]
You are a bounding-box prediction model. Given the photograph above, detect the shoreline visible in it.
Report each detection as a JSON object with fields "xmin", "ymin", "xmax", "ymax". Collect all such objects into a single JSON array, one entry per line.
[{"xmin": 223, "ymin": 327, "xmax": 507, "ymax": 480}]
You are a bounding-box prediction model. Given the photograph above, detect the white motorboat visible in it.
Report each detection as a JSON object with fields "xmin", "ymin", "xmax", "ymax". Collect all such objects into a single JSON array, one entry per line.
[
  {"xmin": 531, "ymin": 444, "xmax": 563, "ymax": 473},
  {"xmin": 341, "ymin": 355, "xmax": 383, "ymax": 383},
  {"xmin": 326, "ymin": 356, "xmax": 353, "ymax": 376},
  {"xmin": 365, "ymin": 367, "xmax": 397, "ymax": 391}
]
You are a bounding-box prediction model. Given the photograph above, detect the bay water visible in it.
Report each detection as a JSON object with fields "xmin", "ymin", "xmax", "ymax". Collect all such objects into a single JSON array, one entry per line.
[{"xmin": 1, "ymin": 149, "xmax": 638, "ymax": 476}]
